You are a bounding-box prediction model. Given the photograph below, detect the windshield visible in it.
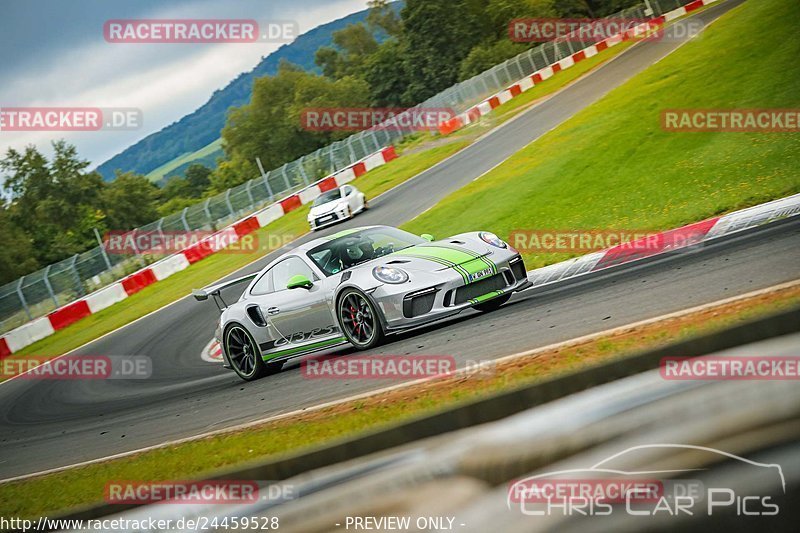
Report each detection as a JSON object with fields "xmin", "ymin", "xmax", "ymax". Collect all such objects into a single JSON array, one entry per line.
[
  {"xmin": 307, "ymin": 227, "xmax": 426, "ymax": 275},
  {"xmin": 312, "ymin": 189, "xmax": 342, "ymax": 206}
]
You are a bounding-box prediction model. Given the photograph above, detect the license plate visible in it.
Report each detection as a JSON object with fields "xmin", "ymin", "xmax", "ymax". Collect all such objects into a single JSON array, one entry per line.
[
  {"xmin": 318, "ymin": 215, "xmax": 334, "ymax": 223},
  {"xmin": 469, "ymin": 267, "xmax": 492, "ymax": 282}
]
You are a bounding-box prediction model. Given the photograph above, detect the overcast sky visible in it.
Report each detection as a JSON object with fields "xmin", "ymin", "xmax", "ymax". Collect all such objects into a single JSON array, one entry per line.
[{"xmin": 0, "ymin": 0, "xmax": 367, "ymax": 169}]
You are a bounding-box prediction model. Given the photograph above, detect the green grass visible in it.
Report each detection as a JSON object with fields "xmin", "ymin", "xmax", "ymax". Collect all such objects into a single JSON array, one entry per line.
[
  {"xmin": 484, "ymin": 42, "xmax": 635, "ymax": 128},
  {"xmin": 145, "ymin": 138, "xmax": 224, "ymax": 183},
  {"xmin": 403, "ymin": 0, "xmax": 800, "ymax": 269},
  {"xmin": 3, "ymin": 286, "xmax": 798, "ymax": 519}
]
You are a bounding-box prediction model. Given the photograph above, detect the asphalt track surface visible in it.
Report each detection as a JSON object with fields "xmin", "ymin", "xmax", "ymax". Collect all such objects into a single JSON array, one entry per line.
[{"xmin": 0, "ymin": 0, "xmax": 776, "ymax": 480}]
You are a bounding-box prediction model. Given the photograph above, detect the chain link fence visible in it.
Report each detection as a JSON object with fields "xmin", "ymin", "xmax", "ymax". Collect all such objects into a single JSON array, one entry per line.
[{"xmin": 0, "ymin": 0, "xmax": 694, "ymax": 335}]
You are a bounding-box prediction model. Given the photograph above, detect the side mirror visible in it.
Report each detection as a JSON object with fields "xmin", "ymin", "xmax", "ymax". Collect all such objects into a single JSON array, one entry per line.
[
  {"xmin": 421, "ymin": 233, "xmax": 434, "ymax": 242},
  {"xmin": 286, "ymin": 274, "xmax": 313, "ymax": 290}
]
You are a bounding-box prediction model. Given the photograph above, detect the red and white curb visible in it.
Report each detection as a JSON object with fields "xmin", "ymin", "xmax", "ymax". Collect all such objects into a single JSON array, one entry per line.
[
  {"xmin": 438, "ymin": 0, "xmax": 721, "ymax": 135},
  {"xmin": 0, "ymin": 146, "xmax": 398, "ymax": 359},
  {"xmin": 200, "ymin": 339, "xmax": 224, "ymax": 363},
  {"xmin": 524, "ymin": 193, "xmax": 800, "ymax": 290}
]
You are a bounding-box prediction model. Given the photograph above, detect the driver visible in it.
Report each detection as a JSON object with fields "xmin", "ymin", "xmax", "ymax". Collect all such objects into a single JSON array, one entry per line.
[{"xmin": 339, "ymin": 237, "xmax": 375, "ymax": 269}]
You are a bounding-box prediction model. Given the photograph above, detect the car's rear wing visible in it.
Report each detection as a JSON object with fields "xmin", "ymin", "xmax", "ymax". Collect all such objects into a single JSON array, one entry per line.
[{"xmin": 192, "ymin": 272, "xmax": 258, "ymax": 309}]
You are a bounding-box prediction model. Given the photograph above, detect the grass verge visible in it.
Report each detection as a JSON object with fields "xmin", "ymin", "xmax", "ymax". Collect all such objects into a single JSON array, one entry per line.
[
  {"xmin": 402, "ymin": 0, "xmax": 800, "ymax": 268},
  {"xmin": 3, "ymin": 283, "xmax": 798, "ymax": 518}
]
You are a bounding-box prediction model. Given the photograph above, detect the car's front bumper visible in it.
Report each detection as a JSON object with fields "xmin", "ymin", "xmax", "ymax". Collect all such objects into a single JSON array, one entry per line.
[
  {"xmin": 372, "ymin": 255, "xmax": 530, "ymax": 332},
  {"xmin": 309, "ymin": 208, "xmax": 351, "ymax": 230}
]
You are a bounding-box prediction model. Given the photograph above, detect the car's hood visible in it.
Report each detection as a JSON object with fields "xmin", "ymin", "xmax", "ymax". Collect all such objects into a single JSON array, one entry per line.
[
  {"xmin": 355, "ymin": 236, "xmax": 498, "ymax": 277},
  {"xmin": 309, "ymin": 201, "xmax": 340, "ymax": 217}
]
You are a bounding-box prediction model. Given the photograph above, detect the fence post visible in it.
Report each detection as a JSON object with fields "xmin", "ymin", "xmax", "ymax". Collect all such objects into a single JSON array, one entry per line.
[
  {"xmin": 489, "ymin": 67, "xmax": 502, "ymax": 92},
  {"xmin": 93, "ymin": 227, "xmax": 113, "ymax": 271},
  {"xmin": 225, "ymin": 189, "xmax": 234, "ymax": 217},
  {"xmin": 256, "ymin": 158, "xmax": 274, "ymax": 201},
  {"xmin": 525, "ymin": 49, "xmax": 536, "ymax": 73},
  {"xmin": 42, "ymin": 265, "xmax": 59, "ymax": 308},
  {"xmin": 280, "ymin": 164, "xmax": 291, "ymax": 191},
  {"xmin": 327, "ymin": 145, "xmax": 336, "ymax": 174},
  {"xmin": 16, "ymin": 277, "xmax": 32, "ymax": 320},
  {"xmin": 69, "ymin": 255, "xmax": 85, "ymax": 297},
  {"xmin": 245, "ymin": 180, "xmax": 255, "ymax": 208},
  {"xmin": 203, "ymin": 199, "xmax": 213, "ymax": 226},
  {"xmin": 180, "ymin": 208, "xmax": 190, "ymax": 231},
  {"xmin": 358, "ymin": 134, "xmax": 369, "ymax": 158},
  {"xmin": 297, "ymin": 156, "xmax": 309, "ymax": 185}
]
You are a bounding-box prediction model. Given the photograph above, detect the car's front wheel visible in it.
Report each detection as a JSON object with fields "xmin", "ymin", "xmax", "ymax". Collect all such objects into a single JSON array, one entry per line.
[
  {"xmin": 224, "ymin": 323, "xmax": 271, "ymax": 381},
  {"xmin": 472, "ymin": 294, "xmax": 511, "ymax": 313},
  {"xmin": 337, "ymin": 288, "xmax": 384, "ymax": 349}
]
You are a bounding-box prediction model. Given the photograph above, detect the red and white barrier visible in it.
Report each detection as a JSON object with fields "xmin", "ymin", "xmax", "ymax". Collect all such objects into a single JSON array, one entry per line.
[
  {"xmin": 526, "ymin": 193, "xmax": 800, "ymax": 290},
  {"xmin": 0, "ymin": 146, "xmax": 399, "ymax": 358},
  {"xmin": 438, "ymin": 0, "xmax": 721, "ymax": 136}
]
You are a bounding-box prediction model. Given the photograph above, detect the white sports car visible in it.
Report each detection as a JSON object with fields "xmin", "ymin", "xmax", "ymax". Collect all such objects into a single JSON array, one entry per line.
[{"xmin": 307, "ymin": 185, "xmax": 368, "ymax": 230}]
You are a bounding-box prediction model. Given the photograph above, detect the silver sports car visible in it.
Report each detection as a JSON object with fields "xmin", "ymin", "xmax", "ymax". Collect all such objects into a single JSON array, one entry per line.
[{"xmin": 193, "ymin": 225, "xmax": 531, "ymax": 381}]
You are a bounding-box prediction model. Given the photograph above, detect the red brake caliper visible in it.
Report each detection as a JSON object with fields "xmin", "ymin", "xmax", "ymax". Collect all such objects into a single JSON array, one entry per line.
[{"xmin": 350, "ymin": 306, "xmax": 359, "ymax": 335}]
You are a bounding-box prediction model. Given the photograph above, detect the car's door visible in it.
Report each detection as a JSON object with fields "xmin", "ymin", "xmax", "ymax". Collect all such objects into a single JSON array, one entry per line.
[
  {"xmin": 342, "ymin": 185, "xmax": 359, "ymax": 212},
  {"xmin": 252, "ymin": 256, "xmax": 338, "ymax": 355}
]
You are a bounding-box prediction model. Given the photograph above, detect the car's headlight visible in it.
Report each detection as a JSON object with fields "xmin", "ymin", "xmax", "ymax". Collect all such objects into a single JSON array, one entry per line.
[
  {"xmin": 479, "ymin": 231, "xmax": 507, "ymax": 249},
  {"xmin": 372, "ymin": 265, "xmax": 409, "ymax": 284}
]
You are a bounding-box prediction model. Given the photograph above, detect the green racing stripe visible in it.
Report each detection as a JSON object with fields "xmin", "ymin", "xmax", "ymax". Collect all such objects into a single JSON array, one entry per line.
[
  {"xmin": 392, "ymin": 245, "xmax": 497, "ymax": 284},
  {"xmin": 468, "ymin": 290, "xmax": 505, "ymax": 305},
  {"xmin": 261, "ymin": 336, "xmax": 346, "ymax": 361}
]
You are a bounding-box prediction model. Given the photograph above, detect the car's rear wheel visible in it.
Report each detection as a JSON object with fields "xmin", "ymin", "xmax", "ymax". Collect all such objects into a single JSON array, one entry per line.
[
  {"xmin": 338, "ymin": 288, "xmax": 384, "ymax": 349},
  {"xmin": 473, "ymin": 294, "xmax": 511, "ymax": 313},
  {"xmin": 224, "ymin": 324, "xmax": 269, "ymax": 381}
]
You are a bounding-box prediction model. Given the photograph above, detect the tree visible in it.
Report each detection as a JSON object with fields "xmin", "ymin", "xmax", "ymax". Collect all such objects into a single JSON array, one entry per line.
[
  {"xmin": 219, "ymin": 62, "xmax": 370, "ymax": 190},
  {"xmin": 0, "ymin": 205, "xmax": 38, "ymax": 284},
  {"xmin": 363, "ymin": 39, "xmax": 412, "ymax": 106},
  {"xmin": 459, "ymin": 40, "xmax": 530, "ymax": 79},
  {"xmin": 1, "ymin": 141, "xmax": 106, "ymax": 264},
  {"xmin": 102, "ymin": 171, "xmax": 160, "ymax": 230},
  {"xmin": 366, "ymin": 0, "xmax": 402, "ymax": 36},
  {"xmin": 398, "ymin": 0, "xmax": 486, "ymax": 103},
  {"xmin": 314, "ymin": 23, "xmax": 379, "ymax": 80},
  {"xmin": 553, "ymin": 0, "xmax": 639, "ymax": 17},
  {"xmin": 184, "ymin": 163, "xmax": 212, "ymax": 197}
]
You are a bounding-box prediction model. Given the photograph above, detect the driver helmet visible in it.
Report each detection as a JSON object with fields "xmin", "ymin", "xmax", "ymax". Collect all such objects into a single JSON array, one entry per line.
[{"xmin": 344, "ymin": 241, "xmax": 364, "ymax": 261}]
